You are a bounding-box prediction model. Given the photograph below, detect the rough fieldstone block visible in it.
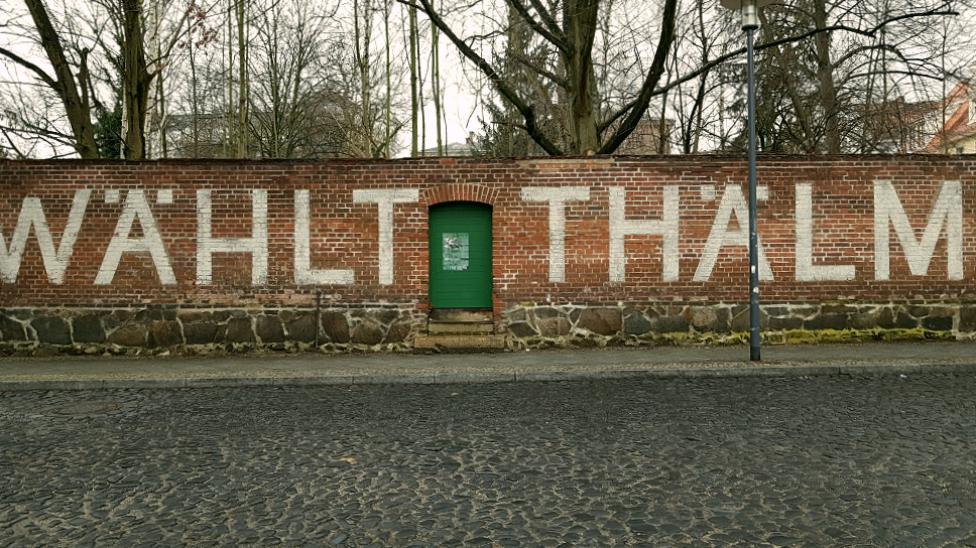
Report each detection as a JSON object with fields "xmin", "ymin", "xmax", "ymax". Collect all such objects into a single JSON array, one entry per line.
[
  {"xmin": 0, "ymin": 315, "xmax": 28, "ymax": 342},
  {"xmin": 384, "ymin": 320, "xmax": 413, "ymax": 343},
  {"xmin": 183, "ymin": 321, "xmax": 222, "ymax": 345},
  {"xmin": 909, "ymin": 306, "xmax": 933, "ymax": 318},
  {"xmin": 803, "ymin": 314, "xmax": 848, "ymax": 331},
  {"xmin": 536, "ymin": 316, "xmax": 571, "ymax": 337},
  {"xmin": 32, "ymin": 316, "xmax": 71, "ymax": 345},
  {"xmin": 767, "ymin": 315, "xmax": 803, "ymax": 330},
  {"xmin": 321, "ymin": 312, "xmax": 350, "ymax": 343},
  {"xmin": 148, "ymin": 320, "xmax": 183, "ymax": 347},
  {"xmin": 532, "ymin": 307, "xmax": 561, "ymax": 320},
  {"xmin": 651, "ymin": 315, "xmax": 689, "ymax": 334},
  {"xmin": 211, "ymin": 310, "xmax": 233, "ymax": 322},
  {"xmin": 788, "ymin": 305, "xmax": 820, "ymax": 319},
  {"xmin": 874, "ymin": 308, "xmax": 896, "ymax": 329},
  {"xmin": 506, "ymin": 308, "xmax": 527, "ymax": 322},
  {"xmin": 373, "ymin": 309, "xmax": 400, "ymax": 324},
  {"xmin": 921, "ymin": 316, "xmax": 953, "ymax": 331},
  {"xmin": 5, "ymin": 309, "xmax": 32, "ymax": 320},
  {"xmin": 352, "ymin": 321, "xmax": 384, "ymax": 345},
  {"xmin": 688, "ymin": 307, "xmax": 718, "ymax": 331},
  {"xmin": 849, "ymin": 309, "xmax": 883, "ymax": 330},
  {"xmin": 72, "ymin": 315, "xmax": 106, "ymax": 343},
  {"xmin": 623, "ymin": 312, "xmax": 651, "ymax": 336},
  {"xmin": 577, "ymin": 308, "xmax": 621, "ymax": 335},
  {"xmin": 507, "ymin": 322, "xmax": 537, "ymax": 338},
  {"xmin": 135, "ymin": 307, "xmax": 166, "ymax": 321},
  {"xmin": 731, "ymin": 308, "xmax": 769, "ymax": 332},
  {"xmin": 731, "ymin": 309, "xmax": 749, "ymax": 332},
  {"xmin": 108, "ymin": 324, "xmax": 147, "ymax": 346},
  {"xmin": 568, "ymin": 308, "xmax": 583, "ymax": 324},
  {"xmin": 893, "ymin": 311, "xmax": 918, "ymax": 329},
  {"xmin": 224, "ymin": 318, "xmax": 255, "ymax": 343},
  {"xmin": 960, "ymin": 306, "xmax": 976, "ymax": 333},
  {"xmin": 284, "ymin": 314, "xmax": 318, "ymax": 343},
  {"xmin": 179, "ymin": 311, "xmax": 212, "ymax": 323},
  {"xmin": 256, "ymin": 315, "xmax": 285, "ymax": 343},
  {"xmin": 764, "ymin": 306, "xmax": 792, "ymax": 317},
  {"xmin": 103, "ymin": 310, "xmax": 133, "ymax": 330}
]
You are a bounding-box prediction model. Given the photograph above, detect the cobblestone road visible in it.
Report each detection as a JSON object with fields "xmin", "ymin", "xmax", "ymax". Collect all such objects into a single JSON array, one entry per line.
[{"xmin": 2, "ymin": 372, "xmax": 976, "ymax": 546}]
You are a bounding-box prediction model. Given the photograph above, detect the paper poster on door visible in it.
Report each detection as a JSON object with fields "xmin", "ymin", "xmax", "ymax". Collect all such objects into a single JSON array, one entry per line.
[{"xmin": 443, "ymin": 233, "xmax": 469, "ymax": 271}]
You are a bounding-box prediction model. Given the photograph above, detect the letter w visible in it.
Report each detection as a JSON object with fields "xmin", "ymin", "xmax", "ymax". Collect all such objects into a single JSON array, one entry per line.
[{"xmin": 0, "ymin": 190, "xmax": 91, "ymax": 284}]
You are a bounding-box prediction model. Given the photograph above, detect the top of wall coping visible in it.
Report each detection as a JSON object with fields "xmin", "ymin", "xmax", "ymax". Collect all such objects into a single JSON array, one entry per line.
[{"xmin": 2, "ymin": 153, "xmax": 975, "ymax": 168}]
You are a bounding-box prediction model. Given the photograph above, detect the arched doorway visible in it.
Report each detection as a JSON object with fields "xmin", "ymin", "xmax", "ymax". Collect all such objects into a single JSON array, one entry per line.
[{"xmin": 428, "ymin": 202, "xmax": 493, "ymax": 309}]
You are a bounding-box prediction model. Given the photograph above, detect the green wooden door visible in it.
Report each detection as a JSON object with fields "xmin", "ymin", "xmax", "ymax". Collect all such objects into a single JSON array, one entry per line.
[{"xmin": 429, "ymin": 202, "xmax": 493, "ymax": 309}]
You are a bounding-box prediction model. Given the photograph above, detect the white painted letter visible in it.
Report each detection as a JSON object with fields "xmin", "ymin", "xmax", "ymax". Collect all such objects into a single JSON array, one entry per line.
[
  {"xmin": 352, "ymin": 188, "xmax": 419, "ymax": 285},
  {"xmin": 520, "ymin": 186, "xmax": 589, "ymax": 282},
  {"xmin": 795, "ymin": 182, "xmax": 855, "ymax": 281},
  {"xmin": 873, "ymin": 180, "xmax": 963, "ymax": 281},
  {"xmin": 693, "ymin": 184, "xmax": 773, "ymax": 282},
  {"xmin": 609, "ymin": 186, "xmax": 680, "ymax": 283},
  {"xmin": 96, "ymin": 189, "xmax": 176, "ymax": 285},
  {"xmin": 294, "ymin": 190, "xmax": 354, "ymax": 285},
  {"xmin": 0, "ymin": 190, "xmax": 90, "ymax": 284},
  {"xmin": 196, "ymin": 189, "xmax": 268, "ymax": 285}
]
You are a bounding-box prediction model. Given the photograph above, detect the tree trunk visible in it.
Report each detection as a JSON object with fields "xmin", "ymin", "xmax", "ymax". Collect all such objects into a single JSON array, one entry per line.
[
  {"xmin": 151, "ymin": 0, "xmax": 167, "ymax": 158},
  {"xmin": 122, "ymin": 0, "xmax": 152, "ymax": 160},
  {"xmin": 813, "ymin": 0, "xmax": 840, "ymax": 154},
  {"xmin": 409, "ymin": 3, "xmax": 419, "ymax": 156},
  {"xmin": 225, "ymin": 0, "xmax": 235, "ymax": 157},
  {"xmin": 353, "ymin": 0, "xmax": 373, "ymax": 157},
  {"xmin": 190, "ymin": 29, "xmax": 199, "ymax": 157},
  {"xmin": 237, "ymin": 0, "xmax": 249, "ymax": 158},
  {"xmin": 19, "ymin": 0, "xmax": 99, "ymax": 158},
  {"xmin": 562, "ymin": 0, "xmax": 600, "ymax": 154},
  {"xmin": 431, "ymin": 0, "xmax": 443, "ymax": 155},
  {"xmin": 384, "ymin": 0, "xmax": 392, "ymax": 158}
]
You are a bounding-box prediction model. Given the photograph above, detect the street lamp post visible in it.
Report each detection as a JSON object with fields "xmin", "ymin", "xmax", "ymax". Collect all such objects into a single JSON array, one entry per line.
[{"xmin": 720, "ymin": 0, "xmax": 773, "ymax": 362}]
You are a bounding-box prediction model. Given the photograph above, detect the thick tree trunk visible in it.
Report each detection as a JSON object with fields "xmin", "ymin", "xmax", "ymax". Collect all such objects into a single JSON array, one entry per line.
[
  {"xmin": 122, "ymin": 0, "xmax": 152, "ymax": 160},
  {"xmin": 562, "ymin": 0, "xmax": 599, "ymax": 154},
  {"xmin": 19, "ymin": 0, "xmax": 99, "ymax": 158},
  {"xmin": 813, "ymin": 0, "xmax": 840, "ymax": 154}
]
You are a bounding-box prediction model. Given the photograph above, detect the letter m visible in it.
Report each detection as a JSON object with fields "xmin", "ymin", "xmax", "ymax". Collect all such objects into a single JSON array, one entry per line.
[
  {"xmin": 0, "ymin": 190, "xmax": 90, "ymax": 284},
  {"xmin": 874, "ymin": 181, "xmax": 962, "ymax": 281}
]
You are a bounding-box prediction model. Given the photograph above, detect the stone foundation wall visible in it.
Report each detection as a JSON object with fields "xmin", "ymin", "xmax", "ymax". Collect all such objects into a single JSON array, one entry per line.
[
  {"xmin": 1, "ymin": 302, "xmax": 973, "ymax": 355},
  {"xmin": 0, "ymin": 305, "xmax": 425, "ymax": 355},
  {"xmin": 502, "ymin": 302, "xmax": 976, "ymax": 349}
]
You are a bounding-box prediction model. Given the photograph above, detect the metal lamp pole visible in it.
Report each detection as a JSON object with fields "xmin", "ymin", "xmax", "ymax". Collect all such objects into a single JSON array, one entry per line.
[{"xmin": 720, "ymin": 0, "xmax": 772, "ymax": 361}]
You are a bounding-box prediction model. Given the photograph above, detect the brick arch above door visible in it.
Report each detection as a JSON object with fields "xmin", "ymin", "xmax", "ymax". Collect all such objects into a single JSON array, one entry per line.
[{"xmin": 421, "ymin": 184, "xmax": 498, "ymax": 207}]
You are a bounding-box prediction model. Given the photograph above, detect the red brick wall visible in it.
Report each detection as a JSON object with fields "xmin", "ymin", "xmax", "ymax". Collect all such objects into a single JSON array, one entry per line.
[{"xmin": 0, "ymin": 156, "xmax": 973, "ymax": 311}]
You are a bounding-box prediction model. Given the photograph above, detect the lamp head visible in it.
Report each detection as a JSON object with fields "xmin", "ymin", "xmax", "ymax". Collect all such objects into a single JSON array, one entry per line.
[{"xmin": 719, "ymin": 0, "xmax": 776, "ymax": 30}]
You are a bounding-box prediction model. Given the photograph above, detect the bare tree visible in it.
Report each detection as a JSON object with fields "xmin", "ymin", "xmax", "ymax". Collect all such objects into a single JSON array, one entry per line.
[{"xmin": 0, "ymin": 0, "xmax": 100, "ymax": 157}]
